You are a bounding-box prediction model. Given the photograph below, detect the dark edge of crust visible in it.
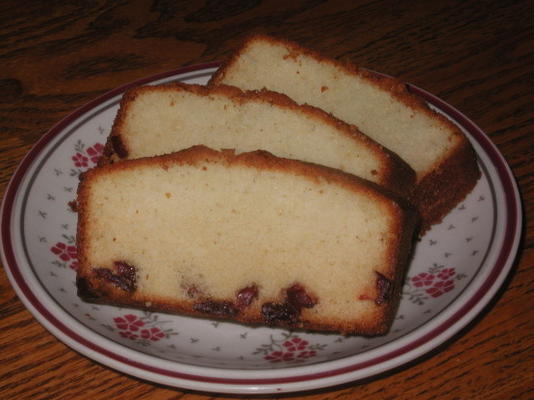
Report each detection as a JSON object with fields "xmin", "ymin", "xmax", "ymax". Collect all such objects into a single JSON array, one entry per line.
[
  {"xmin": 210, "ymin": 33, "xmax": 480, "ymax": 229},
  {"xmin": 411, "ymin": 138, "xmax": 481, "ymax": 233},
  {"xmin": 376, "ymin": 197, "xmax": 419, "ymax": 334},
  {"xmin": 77, "ymin": 145, "xmax": 419, "ymax": 335},
  {"xmin": 98, "ymin": 91, "xmax": 136, "ymax": 167},
  {"xmin": 98, "ymin": 81, "xmax": 415, "ymax": 196}
]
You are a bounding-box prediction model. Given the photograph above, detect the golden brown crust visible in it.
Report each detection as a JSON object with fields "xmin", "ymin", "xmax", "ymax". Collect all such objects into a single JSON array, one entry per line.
[
  {"xmin": 99, "ymin": 81, "xmax": 416, "ymax": 196},
  {"xmin": 211, "ymin": 33, "xmax": 480, "ymax": 230},
  {"xmin": 77, "ymin": 146, "xmax": 418, "ymax": 336}
]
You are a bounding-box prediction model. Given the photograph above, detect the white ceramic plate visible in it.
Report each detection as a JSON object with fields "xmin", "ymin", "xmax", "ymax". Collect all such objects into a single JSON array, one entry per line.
[{"xmin": 0, "ymin": 64, "xmax": 522, "ymax": 394}]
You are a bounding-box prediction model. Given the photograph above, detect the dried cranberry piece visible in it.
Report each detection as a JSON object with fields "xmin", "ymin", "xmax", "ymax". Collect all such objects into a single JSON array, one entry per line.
[
  {"xmin": 193, "ymin": 300, "xmax": 237, "ymax": 317},
  {"xmin": 235, "ymin": 285, "xmax": 258, "ymax": 310},
  {"xmin": 261, "ymin": 302, "xmax": 299, "ymax": 325},
  {"xmin": 286, "ymin": 284, "xmax": 316, "ymax": 308},
  {"xmin": 76, "ymin": 277, "xmax": 99, "ymax": 300},
  {"xmin": 115, "ymin": 261, "xmax": 136, "ymax": 285},
  {"xmin": 261, "ymin": 283, "xmax": 317, "ymax": 326},
  {"xmin": 94, "ymin": 268, "xmax": 114, "ymax": 281},
  {"xmin": 375, "ymin": 272, "xmax": 392, "ymax": 305},
  {"xmin": 186, "ymin": 285, "xmax": 201, "ymax": 298},
  {"xmin": 110, "ymin": 135, "xmax": 128, "ymax": 158},
  {"xmin": 94, "ymin": 261, "xmax": 137, "ymax": 292},
  {"xmin": 68, "ymin": 200, "xmax": 78, "ymax": 212}
]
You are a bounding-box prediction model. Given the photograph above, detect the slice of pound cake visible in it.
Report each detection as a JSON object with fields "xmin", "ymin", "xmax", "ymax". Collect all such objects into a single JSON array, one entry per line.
[
  {"xmin": 210, "ymin": 34, "xmax": 481, "ymax": 231},
  {"xmin": 101, "ymin": 83, "xmax": 415, "ymax": 196},
  {"xmin": 77, "ymin": 146, "xmax": 417, "ymax": 335}
]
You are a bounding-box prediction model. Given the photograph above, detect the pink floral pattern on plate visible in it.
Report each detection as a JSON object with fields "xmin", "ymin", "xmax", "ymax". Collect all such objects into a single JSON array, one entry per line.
[
  {"xmin": 70, "ymin": 140, "xmax": 104, "ymax": 176},
  {"xmin": 50, "ymin": 236, "xmax": 78, "ymax": 270},
  {"xmin": 254, "ymin": 332, "xmax": 326, "ymax": 363},
  {"xmin": 111, "ymin": 313, "xmax": 178, "ymax": 346},
  {"xmin": 403, "ymin": 264, "xmax": 467, "ymax": 305},
  {"xmin": 48, "ymin": 139, "xmax": 104, "ymax": 271}
]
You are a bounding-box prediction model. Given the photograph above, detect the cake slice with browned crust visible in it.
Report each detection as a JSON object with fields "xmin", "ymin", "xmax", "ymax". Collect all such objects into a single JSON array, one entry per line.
[
  {"xmin": 76, "ymin": 146, "xmax": 417, "ymax": 335},
  {"xmin": 210, "ymin": 34, "xmax": 481, "ymax": 231},
  {"xmin": 100, "ymin": 83, "xmax": 415, "ymax": 196}
]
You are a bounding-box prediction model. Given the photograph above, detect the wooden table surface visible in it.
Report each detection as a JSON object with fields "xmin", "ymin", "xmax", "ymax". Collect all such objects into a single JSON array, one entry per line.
[{"xmin": 1, "ymin": 1, "xmax": 532, "ymax": 399}]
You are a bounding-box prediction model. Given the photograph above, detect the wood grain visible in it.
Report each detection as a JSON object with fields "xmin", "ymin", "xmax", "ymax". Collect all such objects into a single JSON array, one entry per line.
[{"xmin": 1, "ymin": 1, "xmax": 532, "ymax": 399}]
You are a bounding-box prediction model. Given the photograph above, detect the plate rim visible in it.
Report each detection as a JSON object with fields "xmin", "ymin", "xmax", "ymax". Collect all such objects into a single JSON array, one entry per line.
[{"xmin": 0, "ymin": 63, "xmax": 523, "ymax": 393}]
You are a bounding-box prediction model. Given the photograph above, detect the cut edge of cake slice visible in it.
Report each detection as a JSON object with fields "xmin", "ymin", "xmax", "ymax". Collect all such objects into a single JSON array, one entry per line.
[
  {"xmin": 99, "ymin": 82, "xmax": 416, "ymax": 197},
  {"xmin": 77, "ymin": 145, "xmax": 418, "ymax": 335}
]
